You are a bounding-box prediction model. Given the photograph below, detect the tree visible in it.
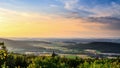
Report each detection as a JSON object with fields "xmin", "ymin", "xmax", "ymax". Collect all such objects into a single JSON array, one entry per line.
[
  {"xmin": 0, "ymin": 42, "xmax": 8, "ymax": 68},
  {"xmin": 52, "ymin": 51, "xmax": 58, "ymax": 57}
]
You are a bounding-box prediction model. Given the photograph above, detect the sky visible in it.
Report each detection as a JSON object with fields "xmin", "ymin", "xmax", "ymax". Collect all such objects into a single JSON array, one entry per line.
[{"xmin": 0, "ymin": 0, "xmax": 120, "ymax": 38}]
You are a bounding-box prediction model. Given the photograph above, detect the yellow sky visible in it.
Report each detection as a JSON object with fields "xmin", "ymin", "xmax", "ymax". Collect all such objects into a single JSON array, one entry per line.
[{"xmin": 0, "ymin": 8, "xmax": 119, "ymax": 38}]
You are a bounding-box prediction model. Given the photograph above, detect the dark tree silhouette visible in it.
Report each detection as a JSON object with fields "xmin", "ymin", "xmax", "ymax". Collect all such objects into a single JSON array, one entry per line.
[{"xmin": 52, "ymin": 51, "xmax": 58, "ymax": 57}]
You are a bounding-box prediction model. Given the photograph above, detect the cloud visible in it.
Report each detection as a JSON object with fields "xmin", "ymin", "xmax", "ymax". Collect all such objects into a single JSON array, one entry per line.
[
  {"xmin": 60, "ymin": 0, "xmax": 78, "ymax": 10},
  {"xmin": 60, "ymin": 11, "xmax": 94, "ymax": 19},
  {"xmin": 86, "ymin": 16, "xmax": 120, "ymax": 30},
  {"xmin": 60, "ymin": 1, "xmax": 120, "ymax": 19},
  {"xmin": 59, "ymin": 1, "xmax": 120, "ymax": 31},
  {"xmin": 50, "ymin": 4, "xmax": 58, "ymax": 8},
  {"xmin": 78, "ymin": 2, "xmax": 120, "ymax": 18},
  {"xmin": 81, "ymin": 2, "xmax": 120, "ymax": 30},
  {"xmin": 0, "ymin": 7, "xmax": 61, "ymax": 24}
]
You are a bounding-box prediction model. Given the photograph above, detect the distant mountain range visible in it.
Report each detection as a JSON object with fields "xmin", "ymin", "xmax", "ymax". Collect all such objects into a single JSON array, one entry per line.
[{"xmin": 6, "ymin": 38, "xmax": 120, "ymax": 43}]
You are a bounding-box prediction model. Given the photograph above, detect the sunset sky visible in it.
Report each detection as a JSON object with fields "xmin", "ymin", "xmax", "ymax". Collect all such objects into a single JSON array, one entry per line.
[{"xmin": 0, "ymin": 0, "xmax": 120, "ymax": 38}]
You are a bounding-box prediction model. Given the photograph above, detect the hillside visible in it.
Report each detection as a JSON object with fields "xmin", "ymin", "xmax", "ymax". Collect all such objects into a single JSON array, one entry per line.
[
  {"xmin": 62, "ymin": 42, "xmax": 120, "ymax": 53},
  {"xmin": 0, "ymin": 38, "xmax": 50, "ymax": 53}
]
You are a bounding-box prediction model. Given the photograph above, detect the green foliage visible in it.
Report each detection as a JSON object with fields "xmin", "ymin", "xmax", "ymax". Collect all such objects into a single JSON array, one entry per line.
[
  {"xmin": 0, "ymin": 54, "xmax": 119, "ymax": 68},
  {"xmin": 0, "ymin": 43, "xmax": 8, "ymax": 67}
]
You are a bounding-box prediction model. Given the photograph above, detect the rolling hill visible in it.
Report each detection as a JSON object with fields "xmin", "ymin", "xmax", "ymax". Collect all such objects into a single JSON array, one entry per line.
[
  {"xmin": 62, "ymin": 42, "xmax": 120, "ymax": 53},
  {"xmin": 0, "ymin": 38, "xmax": 120, "ymax": 54}
]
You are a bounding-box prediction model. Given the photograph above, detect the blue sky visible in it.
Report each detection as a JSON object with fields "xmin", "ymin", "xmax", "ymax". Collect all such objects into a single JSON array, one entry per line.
[
  {"xmin": 0, "ymin": 0, "xmax": 120, "ymax": 38},
  {"xmin": 1, "ymin": 0, "xmax": 120, "ymax": 16}
]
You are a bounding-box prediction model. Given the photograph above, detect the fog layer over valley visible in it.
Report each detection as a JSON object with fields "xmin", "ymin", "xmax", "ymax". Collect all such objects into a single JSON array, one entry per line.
[{"xmin": 0, "ymin": 38, "xmax": 120, "ymax": 57}]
